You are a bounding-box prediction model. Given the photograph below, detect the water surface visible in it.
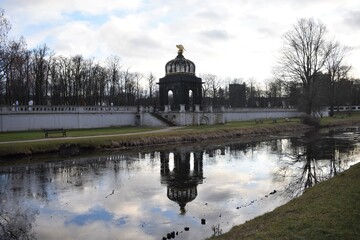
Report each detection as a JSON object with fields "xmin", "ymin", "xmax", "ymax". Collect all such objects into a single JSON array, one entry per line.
[{"xmin": 1, "ymin": 127, "xmax": 359, "ymax": 239}]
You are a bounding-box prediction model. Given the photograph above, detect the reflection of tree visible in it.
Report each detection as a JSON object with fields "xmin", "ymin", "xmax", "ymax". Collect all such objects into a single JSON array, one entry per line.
[
  {"xmin": 160, "ymin": 150, "xmax": 204, "ymax": 214},
  {"xmin": 274, "ymin": 131, "xmax": 357, "ymax": 198},
  {"xmin": 0, "ymin": 154, "xmax": 140, "ymax": 204},
  {"xmin": 0, "ymin": 201, "xmax": 38, "ymax": 240}
]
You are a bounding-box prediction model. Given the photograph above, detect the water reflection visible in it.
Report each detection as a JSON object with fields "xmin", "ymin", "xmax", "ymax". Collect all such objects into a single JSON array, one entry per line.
[
  {"xmin": 0, "ymin": 200, "xmax": 38, "ymax": 240},
  {"xmin": 274, "ymin": 127, "xmax": 359, "ymax": 198},
  {"xmin": 160, "ymin": 150, "xmax": 204, "ymax": 214},
  {"xmin": 0, "ymin": 127, "xmax": 359, "ymax": 239}
]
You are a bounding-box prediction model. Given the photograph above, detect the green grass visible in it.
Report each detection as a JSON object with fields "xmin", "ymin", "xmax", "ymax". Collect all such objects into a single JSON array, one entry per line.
[
  {"xmin": 0, "ymin": 126, "xmax": 161, "ymax": 142},
  {"xmin": 319, "ymin": 112, "xmax": 360, "ymax": 127},
  {"xmin": 0, "ymin": 133, "xmax": 151, "ymax": 158},
  {"xmin": 182, "ymin": 118, "xmax": 301, "ymax": 131},
  {"xmin": 208, "ymin": 162, "xmax": 360, "ymax": 240}
]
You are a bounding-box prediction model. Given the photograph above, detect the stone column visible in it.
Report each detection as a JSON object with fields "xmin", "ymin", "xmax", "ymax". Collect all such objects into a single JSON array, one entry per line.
[
  {"xmin": 195, "ymin": 104, "xmax": 200, "ymax": 112},
  {"xmin": 179, "ymin": 104, "xmax": 186, "ymax": 112},
  {"xmin": 179, "ymin": 104, "xmax": 186, "ymax": 125}
]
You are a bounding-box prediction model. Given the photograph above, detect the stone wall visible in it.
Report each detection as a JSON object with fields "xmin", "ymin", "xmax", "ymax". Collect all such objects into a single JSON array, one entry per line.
[
  {"xmin": 0, "ymin": 105, "xmax": 331, "ymax": 131},
  {"xmin": 223, "ymin": 108, "xmax": 303, "ymax": 122},
  {"xmin": 0, "ymin": 106, "xmax": 137, "ymax": 132}
]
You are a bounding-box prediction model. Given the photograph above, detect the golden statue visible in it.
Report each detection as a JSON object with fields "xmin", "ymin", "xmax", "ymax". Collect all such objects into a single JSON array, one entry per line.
[{"xmin": 176, "ymin": 44, "xmax": 185, "ymax": 55}]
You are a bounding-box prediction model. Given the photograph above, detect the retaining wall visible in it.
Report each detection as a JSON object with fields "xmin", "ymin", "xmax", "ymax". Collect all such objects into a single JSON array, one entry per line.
[
  {"xmin": 1, "ymin": 105, "xmax": 327, "ymax": 131},
  {"xmin": 0, "ymin": 106, "xmax": 137, "ymax": 132}
]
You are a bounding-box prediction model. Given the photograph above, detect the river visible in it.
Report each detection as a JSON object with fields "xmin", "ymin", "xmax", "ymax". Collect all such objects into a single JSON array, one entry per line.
[{"xmin": 0, "ymin": 126, "xmax": 359, "ymax": 240}]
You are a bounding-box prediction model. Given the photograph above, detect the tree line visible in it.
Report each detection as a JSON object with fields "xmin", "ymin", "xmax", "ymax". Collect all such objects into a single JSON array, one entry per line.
[
  {"xmin": 0, "ymin": 9, "xmax": 159, "ymax": 107},
  {"xmin": 1, "ymin": 9, "xmax": 359, "ymax": 113}
]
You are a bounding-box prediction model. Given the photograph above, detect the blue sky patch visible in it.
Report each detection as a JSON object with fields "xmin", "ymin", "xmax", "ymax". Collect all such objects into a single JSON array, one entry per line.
[{"xmin": 65, "ymin": 206, "xmax": 113, "ymax": 226}]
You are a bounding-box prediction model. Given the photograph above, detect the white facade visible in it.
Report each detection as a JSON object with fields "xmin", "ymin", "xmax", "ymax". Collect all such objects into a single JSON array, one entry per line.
[{"xmin": 0, "ymin": 106, "xmax": 137, "ymax": 132}]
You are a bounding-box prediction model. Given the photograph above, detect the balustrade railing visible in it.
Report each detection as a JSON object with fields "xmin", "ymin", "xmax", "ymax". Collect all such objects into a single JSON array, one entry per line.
[{"xmin": 0, "ymin": 105, "xmax": 138, "ymax": 114}]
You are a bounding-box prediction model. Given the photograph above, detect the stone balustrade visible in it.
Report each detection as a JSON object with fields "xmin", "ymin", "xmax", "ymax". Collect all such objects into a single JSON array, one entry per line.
[{"xmin": 0, "ymin": 105, "xmax": 138, "ymax": 114}]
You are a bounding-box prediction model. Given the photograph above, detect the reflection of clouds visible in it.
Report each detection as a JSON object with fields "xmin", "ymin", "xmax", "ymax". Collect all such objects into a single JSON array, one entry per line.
[
  {"xmin": 3, "ymin": 133, "xmax": 360, "ymax": 239},
  {"xmin": 40, "ymin": 147, "xmax": 278, "ymax": 239},
  {"xmin": 65, "ymin": 206, "xmax": 114, "ymax": 226}
]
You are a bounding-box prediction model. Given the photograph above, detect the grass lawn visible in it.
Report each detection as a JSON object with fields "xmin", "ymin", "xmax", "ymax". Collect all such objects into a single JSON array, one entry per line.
[
  {"xmin": 0, "ymin": 118, "xmax": 298, "ymax": 143},
  {"xmin": 0, "ymin": 126, "xmax": 161, "ymax": 142},
  {"xmin": 208, "ymin": 162, "xmax": 360, "ymax": 240},
  {"xmin": 319, "ymin": 111, "xmax": 360, "ymax": 126},
  {"xmin": 2, "ymin": 112, "xmax": 358, "ymax": 143}
]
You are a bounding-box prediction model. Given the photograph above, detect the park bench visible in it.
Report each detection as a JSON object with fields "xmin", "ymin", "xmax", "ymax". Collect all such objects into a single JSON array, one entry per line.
[{"xmin": 43, "ymin": 128, "xmax": 67, "ymax": 138}]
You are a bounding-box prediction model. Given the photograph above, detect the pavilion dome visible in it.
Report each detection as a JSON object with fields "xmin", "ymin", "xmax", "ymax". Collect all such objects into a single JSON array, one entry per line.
[{"xmin": 165, "ymin": 45, "xmax": 195, "ymax": 75}]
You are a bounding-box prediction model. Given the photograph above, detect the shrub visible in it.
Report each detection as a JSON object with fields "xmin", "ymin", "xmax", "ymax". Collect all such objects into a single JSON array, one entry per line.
[{"xmin": 300, "ymin": 114, "xmax": 320, "ymax": 127}]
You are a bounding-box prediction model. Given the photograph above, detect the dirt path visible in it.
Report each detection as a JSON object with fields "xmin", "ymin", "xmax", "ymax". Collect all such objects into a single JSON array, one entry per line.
[{"xmin": 0, "ymin": 127, "xmax": 184, "ymax": 145}]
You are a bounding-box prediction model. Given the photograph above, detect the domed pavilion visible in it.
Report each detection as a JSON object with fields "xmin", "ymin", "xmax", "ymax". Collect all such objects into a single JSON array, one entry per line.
[{"xmin": 158, "ymin": 45, "xmax": 203, "ymax": 111}]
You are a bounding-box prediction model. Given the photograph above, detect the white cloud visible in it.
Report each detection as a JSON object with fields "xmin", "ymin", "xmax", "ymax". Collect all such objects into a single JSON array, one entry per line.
[{"xmin": 2, "ymin": 0, "xmax": 360, "ymax": 82}]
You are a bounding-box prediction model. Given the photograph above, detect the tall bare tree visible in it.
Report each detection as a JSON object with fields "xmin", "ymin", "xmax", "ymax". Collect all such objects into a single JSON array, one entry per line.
[
  {"xmin": 106, "ymin": 55, "xmax": 122, "ymax": 105},
  {"xmin": 147, "ymin": 72, "xmax": 155, "ymax": 100},
  {"xmin": 277, "ymin": 18, "xmax": 332, "ymax": 114},
  {"xmin": 0, "ymin": 8, "xmax": 10, "ymax": 76},
  {"xmin": 134, "ymin": 72, "xmax": 143, "ymax": 110},
  {"xmin": 326, "ymin": 41, "xmax": 351, "ymax": 116},
  {"xmin": 32, "ymin": 44, "xmax": 51, "ymax": 105},
  {"xmin": 0, "ymin": 9, "xmax": 11, "ymax": 103},
  {"xmin": 200, "ymin": 73, "xmax": 219, "ymax": 105}
]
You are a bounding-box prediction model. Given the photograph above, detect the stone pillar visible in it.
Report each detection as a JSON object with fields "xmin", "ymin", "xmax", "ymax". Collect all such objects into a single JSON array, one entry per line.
[
  {"xmin": 164, "ymin": 105, "xmax": 169, "ymax": 113},
  {"xmin": 179, "ymin": 104, "xmax": 186, "ymax": 112},
  {"xmin": 179, "ymin": 105, "xmax": 186, "ymax": 125},
  {"xmin": 195, "ymin": 104, "xmax": 200, "ymax": 112}
]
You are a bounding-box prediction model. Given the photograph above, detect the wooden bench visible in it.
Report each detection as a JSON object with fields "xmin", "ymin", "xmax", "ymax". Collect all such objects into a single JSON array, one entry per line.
[{"xmin": 44, "ymin": 128, "xmax": 66, "ymax": 138}]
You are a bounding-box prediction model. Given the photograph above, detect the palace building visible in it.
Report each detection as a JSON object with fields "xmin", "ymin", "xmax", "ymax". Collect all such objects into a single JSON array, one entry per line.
[{"xmin": 158, "ymin": 45, "xmax": 203, "ymax": 111}]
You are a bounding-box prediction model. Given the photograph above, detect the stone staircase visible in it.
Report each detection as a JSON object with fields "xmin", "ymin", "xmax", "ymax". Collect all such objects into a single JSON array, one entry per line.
[{"xmin": 150, "ymin": 112, "xmax": 177, "ymax": 126}]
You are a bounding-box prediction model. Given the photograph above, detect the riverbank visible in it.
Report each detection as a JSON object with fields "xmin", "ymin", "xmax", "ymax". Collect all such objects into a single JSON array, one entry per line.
[
  {"xmin": 208, "ymin": 161, "xmax": 360, "ymax": 240},
  {"xmin": 1, "ymin": 114, "xmax": 360, "ymax": 158},
  {"xmin": 0, "ymin": 120, "xmax": 313, "ymax": 158}
]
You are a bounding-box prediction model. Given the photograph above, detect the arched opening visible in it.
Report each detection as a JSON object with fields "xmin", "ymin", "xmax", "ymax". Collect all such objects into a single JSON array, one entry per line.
[
  {"xmin": 200, "ymin": 116, "xmax": 209, "ymax": 125},
  {"xmin": 168, "ymin": 90, "xmax": 174, "ymax": 109},
  {"xmin": 188, "ymin": 90, "xmax": 194, "ymax": 111}
]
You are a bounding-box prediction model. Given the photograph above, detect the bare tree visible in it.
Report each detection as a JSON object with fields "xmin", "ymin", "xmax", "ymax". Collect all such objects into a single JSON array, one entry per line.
[
  {"xmin": 200, "ymin": 73, "xmax": 219, "ymax": 105},
  {"xmin": 32, "ymin": 44, "xmax": 51, "ymax": 105},
  {"xmin": 106, "ymin": 55, "xmax": 122, "ymax": 105},
  {"xmin": 277, "ymin": 18, "xmax": 332, "ymax": 114},
  {"xmin": 0, "ymin": 8, "xmax": 11, "ymax": 80},
  {"xmin": 147, "ymin": 72, "xmax": 156, "ymax": 99},
  {"xmin": 326, "ymin": 41, "xmax": 351, "ymax": 116},
  {"xmin": 134, "ymin": 72, "xmax": 143, "ymax": 110}
]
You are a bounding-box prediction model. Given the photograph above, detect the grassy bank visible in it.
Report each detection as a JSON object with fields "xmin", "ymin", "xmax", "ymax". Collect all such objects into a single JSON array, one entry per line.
[
  {"xmin": 209, "ymin": 162, "xmax": 360, "ymax": 240},
  {"xmin": 0, "ymin": 126, "xmax": 161, "ymax": 142},
  {"xmin": 0, "ymin": 120, "xmax": 311, "ymax": 158},
  {"xmin": 0, "ymin": 113, "xmax": 359, "ymax": 158}
]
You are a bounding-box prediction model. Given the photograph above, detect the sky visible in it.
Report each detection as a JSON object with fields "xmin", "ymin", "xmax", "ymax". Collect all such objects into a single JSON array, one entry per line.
[{"xmin": 2, "ymin": 0, "xmax": 360, "ymax": 85}]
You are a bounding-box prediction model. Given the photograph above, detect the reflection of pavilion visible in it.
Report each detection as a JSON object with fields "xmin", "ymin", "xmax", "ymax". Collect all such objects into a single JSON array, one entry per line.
[{"xmin": 160, "ymin": 151, "xmax": 204, "ymax": 214}]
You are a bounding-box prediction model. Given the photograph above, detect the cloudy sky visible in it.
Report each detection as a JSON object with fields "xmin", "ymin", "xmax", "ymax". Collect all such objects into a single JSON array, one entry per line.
[{"xmin": 2, "ymin": 0, "xmax": 360, "ymax": 84}]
